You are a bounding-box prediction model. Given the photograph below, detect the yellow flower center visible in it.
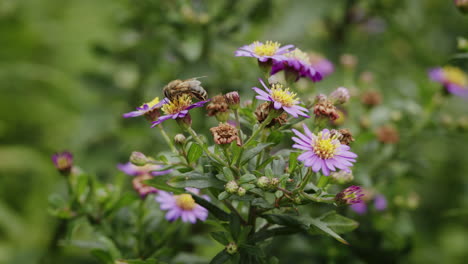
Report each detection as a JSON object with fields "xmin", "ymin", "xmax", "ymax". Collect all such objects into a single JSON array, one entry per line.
[
  {"xmin": 253, "ymin": 41, "xmax": 281, "ymax": 56},
  {"xmin": 285, "ymin": 48, "xmax": 310, "ymax": 64},
  {"xmin": 313, "ymin": 133, "xmax": 339, "ymax": 159},
  {"xmin": 270, "ymin": 83, "xmax": 297, "ymax": 107},
  {"xmin": 176, "ymin": 194, "xmax": 196, "ymax": 210},
  {"xmin": 443, "ymin": 66, "xmax": 467, "ymax": 87},
  {"xmin": 145, "ymin": 97, "xmax": 160, "ymax": 108},
  {"xmin": 161, "ymin": 94, "xmax": 193, "ymax": 115},
  {"xmin": 57, "ymin": 157, "xmax": 70, "ymax": 169}
]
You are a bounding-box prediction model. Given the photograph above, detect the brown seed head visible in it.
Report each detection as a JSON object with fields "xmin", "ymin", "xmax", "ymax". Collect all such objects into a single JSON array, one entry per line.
[
  {"xmin": 361, "ymin": 90, "xmax": 382, "ymax": 107},
  {"xmin": 376, "ymin": 125, "xmax": 399, "ymax": 144},
  {"xmin": 330, "ymin": 129, "xmax": 355, "ymax": 145},
  {"xmin": 313, "ymin": 99, "xmax": 340, "ymax": 121},
  {"xmin": 206, "ymin": 95, "xmax": 229, "ymax": 116},
  {"xmin": 210, "ymin": 123, "xmax": 240, "ymax": 145},
  {"xmin": 255, "ymin": 102, "xmax": 288, "ymax": 127}
]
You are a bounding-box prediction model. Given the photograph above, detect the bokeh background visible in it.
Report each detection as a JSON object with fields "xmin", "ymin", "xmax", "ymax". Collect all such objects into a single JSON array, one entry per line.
[{"xmin": 1, "ymin": 0, "xmax": 467, "ymax": 263}]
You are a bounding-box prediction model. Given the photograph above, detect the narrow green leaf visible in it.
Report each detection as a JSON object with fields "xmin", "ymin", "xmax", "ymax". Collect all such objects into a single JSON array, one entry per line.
[
  {"xmin": 288, "ymin": 152, "xmax": 299, "ymax": 173},
  {"xmin": 250, "ymin": 227, "xmax": 301, "ymax": 243},
  {"xmin": 209, "ymin": 250, "xmax": 232, "ymax": 264},
  {"xmin": 211, "ymin": 232, "xmax": 229, "ymax": 245},
  {"xmin": 187, "ymin": 143, "xmax": 203, "ymax": 163},
  {"xmin": 218, "ymin": 191, "xmax": 230, "ymax": 201},
  {"xmin": 146, "ymin": 175, "xmax": 183, "ymax": 194},
  {"xmin": 91, "ymin": 249, "xmax": 113, "ymax": 264},
  {"xmin": 266, "ymin": 130, "xmax": 284, "ymax": 146},
  {"xmin": 315, "ymin": 211, "xmax": 359, "ymax": 234},
  {"xmin": 190, "ymin": 193, "xmax": 230, "ymax": 221},
  {"xmin": 262, "ymin": 214, "xmax": 308, "ymax": 230},
  {"xmin": 171, "ymin": 172, "xmax": 224, "ymax": 189},
  {"xmin": 240, "ymin": 143, "xmax": 273, "ymax": 166},
  {"xmin": 223, "ymin": 167, "xmax": 235, "ymax": 181},
  {"xmin": 230, "ymin": 213, "xmax": 241, "ymax": 240},
  {"xmin": 239, "ymin": 174, "xmax": 256, "ymax": 184}
]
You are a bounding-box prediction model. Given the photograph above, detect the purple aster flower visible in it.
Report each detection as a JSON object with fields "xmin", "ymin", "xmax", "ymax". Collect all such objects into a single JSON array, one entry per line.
[
  {"xmin": 151, "ymin": 94, "xmax": 208, "ymax": 127},
  {"xmin": 309, "ymin": 52, "xmax": 334, "ymax": 78},
  {"xmin": 429, "ymin": 66, "xmax": 468, "ymax": 98},
  {"xmin": 335, "ymin": 185, "xmax": 364, "ymax": 205},
  {"xmin": 253, "ymin": 79, "xmax": 309, "ymax": 118},
  {"xmin": 52, "ymin": 151, "xmax": 73, "ymax": 175},
  {"xmin": 374, "ymin": 194, "xmax": 387, "ymax": 211},
  {"xmin": 329, "ymin": 87, "xmax": 350, "ymax": 105},
  {"xmin": 235, "ymin": 41, "xmax": 294, "ymax": 62},
  {"xmin": 292, "ymin": 125, "xmax": 357, "ymax": 176},
  {"xmin": 118, "ymin": 162, "xmax": 172, "ymax": 198},
  {"xmin": 271, "ymin": 48, "xmax": 322, "ymax": 82},
  {"xmin": 155, "ymin": 188, "xmax": 209, "ymax": 223},
  {"xmin": 350, "ymin": 202, "xmax": 367, "ymax": 215},
  {"xmin": 123, "ymin": 97, "xmax": 162, "ymax": 121}
]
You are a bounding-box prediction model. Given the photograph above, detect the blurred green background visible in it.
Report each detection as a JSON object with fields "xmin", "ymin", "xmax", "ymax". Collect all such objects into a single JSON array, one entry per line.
[{"xmin": 1, "ymin": 0, "xmax": 467, "ymax": 263}]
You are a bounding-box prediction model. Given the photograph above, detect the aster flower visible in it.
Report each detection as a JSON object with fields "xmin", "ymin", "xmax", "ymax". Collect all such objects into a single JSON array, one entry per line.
[
  {"xmin": 118, "ymin": 162, "xmax": 172, "ymax": 198},
  {"xmin": 292, "ymin": 125, "xmax": 357, "ymax": 176},
  {"xmin": 350, "ymin": 202, "xmax": 367, "ymax": 215},
  {"xmin": 52, "ymin": 151, "xmax": 73, "ymax": 175},
  {"xmin": 429, "ymin": 66, "xmax": 468, "ymax": 98},
  {"xmin": 253, "ymin": 79, "xmax": 309, "ymax": 118},
  {"xmin": 235, "ymin": 41, "xmax": 294, "ymax": 62},
  {"xmin": 155, "ymin": 188, "xmax": 209, "ymax": 223},
  {"xmin": 335, "ymin": 185, "xmax": 364, "ymax": 205},
  {"xmin": 151, "ymin": 94, "xmax": 208, "ymax": 127},
  {"xmin": 309, "ymin": 52, "xmax": 334, "ymax": 78},
  {"xmin": 374, "ymin": 194, "xmax": 387, "ymax": 211},
  {"xmin": 123, "ymin": 97, "xmax": 161, "ymax": 121},
  {"xmin": 271, "ymin": 48, "xmax": 322, "ymax": 82}
]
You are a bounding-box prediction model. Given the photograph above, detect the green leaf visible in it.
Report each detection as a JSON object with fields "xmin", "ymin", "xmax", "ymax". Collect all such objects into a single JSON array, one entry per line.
[
  {"xmin": 266, "ymin": 130, "xmax": 284, "ymax": 146},
  {"xmin": 171, "ymin": 171, "xmax": 224, "ymax": 189},
  {"xmin": 218, "ymin": 191, "xmax": 230, "ymax": 201},
  {"xmin": 239, "ymin": 174, "xmax": 256, "ymax": 184},
  {"xmin": 190, "ymin": 193, "xmax": 230, "ymax": 221},
  {"xmin": 91, "ymin": 249, "xmax": 113, "ymax": 264},
  {"xmin": 262, "ymin": 214, "xmax": 308, "ymax": 230},
  {"xmin": 250, "ymin": 227, "xmax": 301, "ymax": 243},
  {"xmin": 288, "ymin": 152, "xmax": 299, "ymax": 173},
  {"xmin": 209, "ymin": 250, "xmax": 231, "ymax": 264},
  {"xmin": 223, "ymin": 167, "xmax": 235, "ymax": 181},
  {"xmin": 146, "ymin": 175, "xmax": 183, "ymax": 194},
  {"xmin": 75, "ymin": 173, "xmax": 90, "ymax": 204},
  {"xmin": 211, "ymin": 231, "xmax": 229, "ymax": 245},
  {"xmin": 305, "ymin": 211, "xmax": 358, "ymax": 245},
  {"xmin": 251, "ymin": 198, "xmax": 273, "ymax": 209},
  {"xmin": 230, "ymin": 213, "xmax": 241, "ymax": 240},
  {"xmin": 240, "ymin": 183, "xmax": 255, "ymax": 190},
  {"xmin": 187, "ymin": 143, "xmax": 203, "ymax": 163},
  {"xmin": 240, "ymin": 143, "xmax": 273, "ymax": 166}
]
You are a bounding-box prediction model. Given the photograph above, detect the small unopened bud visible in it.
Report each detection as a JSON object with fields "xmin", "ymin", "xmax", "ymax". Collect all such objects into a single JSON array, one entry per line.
[
  {"xmin": 455, "ymin": 0, "xmax": 468, "ymax": 14},
  {"xmin": 330, "ymin": 170, "xmax": 354, "ymax": 184},
  {"xmin": 174, "ymin": 134, "xmax": 186, "ymax": 145},
  {"xmin": 257, "ymin": 176, "xmax": 270, "ymax": 189},
  {"xmin": 329, "ymin": 87, "xmax": 350, "ymax": 105},
  {"xmin": 270, "ymin": 178, "xmax": 280, "ymax": 189},
  {"xmin": 340, "ymin": 54, "xmax": 357, "ymax": 69},
  {"xmin": 52, "ymin": 151, "xmax": 73, "ymax": 176},
  {"xmin": 237, "ymin": 187, "xmax": 246, "ymax": 196},
  {"xmin": 226, "ymin": 242, "xmax": 238, "ymax": 255},
  {"xmin": 130, "ymin": 151, "xmax": 148, "ymax": 166},
  {"xmin": 361, "ymin": 90, "xmax": 382, "ymax": 107},
  {"xmin": 225, "ymin": 180, "xmax": 239, "ymax": 194},
  {"xmin": 224, "ymin": 91, "xmax": 240, "ymax": 110},
  {"xmin": 335, "ymin": 185, "xmax": 364, "ymax": 205},
  {"xmin": 176, "ymin": 114, "xmax": 192, "ymax": 129}
]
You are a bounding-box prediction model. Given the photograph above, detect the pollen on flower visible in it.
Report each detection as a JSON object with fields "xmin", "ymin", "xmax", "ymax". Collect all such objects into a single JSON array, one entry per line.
[
  {"xmin": 270, "ymin": 83, "xmax": 297, "ymax": 107},
  {"xmin": 443, "ymin": 66, "xmax": 467, "ymax": 86},
  {"xmin": 313, "ymin": 134, "xmax": 339, "ymax": 159},
  {"xmin": 176, "ymin": 194, "xmax": 196, "ymax": 210},
  {"xmin": 142, "ymin": 97, "xmax": 160, "ymax": 108},
  {"xmin": 253, "ymin": 41, "xmax": 281, "ymax": 57},
  {"xmin": 285, "ymin": 48, "xmax": 310, "ymax": 64},
  {"xmin": 162, "ymin": 94, "xmax": 193, "ymax": 115}
]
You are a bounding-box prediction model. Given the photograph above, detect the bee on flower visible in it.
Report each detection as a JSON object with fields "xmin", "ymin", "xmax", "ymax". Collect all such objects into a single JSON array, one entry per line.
[{"xmin": 151, "ymin": 94, "xmax": 208, "ymax": 127}]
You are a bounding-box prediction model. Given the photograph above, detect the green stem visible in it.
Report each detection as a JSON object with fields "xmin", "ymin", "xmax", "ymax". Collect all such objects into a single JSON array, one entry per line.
[
  {"xmin": 244, "ymin": 112, "xmax": 275, "ymax": 146},
  {"xmin": 234, "ymin": 109, "xmax": 244, "ymax": 144},
  {"xmin": 300, "ymin": 191, "xmax": 335, "ymax": 203},
  {"xmin": 298, "ymin": 169, "xmax": 312, "ymax": 191},
  {"xmin": 157, "ymin": 124, "xmax": 177, "ymax": 154},
  {"xmin": 137, "ymin": 199, "xmax": 145, "ymax": 257},
  {"xmin": 317, "ymin": 174, "xmax": 329, "ymax": 189},
  {"xmin": 187, "ymin": 127, "xmax": 227, "ymax": 166}
]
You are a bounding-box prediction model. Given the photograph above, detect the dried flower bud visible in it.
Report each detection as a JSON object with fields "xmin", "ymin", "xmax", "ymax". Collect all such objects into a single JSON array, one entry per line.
[
  {"xmin": 329, "ymin": 87, "xmax": 350, "ymax": 105},
  {"xmin": 376, "ymin": 125, "xmax": 399, "ymax": 144},
  {"xmin": 257, "ymin": 176, "xmax": 270, "ymax": 189},
  {"xmin": 130, "ymin": 151, "xmax": 149, "ymax": 166},
  {"xmin": 174, "ymin": 134, "xmax": 186, "ymax": 145},
  {"xmin": 314, "ymin": 94, "xmax": 328, "ymax": 104},
  {"xmin": 52, "ymin": 151, "xmax": 73, "ymax": 175},
  {"xmin": 226, "ymin": 242, "xmax": 238, "ymax": 255},
  {"xmin": 455, "ymin": 0, "xmax": 468, "ymax": 13},
  {"xmin": 335, "ymin": 185, "xmax": 364, "ymax": 205},
  {"xmin": 255, "ymin": 102, "xmax": 288, "ymax": 127},
  {"xmin": 225, "ymin": 180, "xmax": 239, "ymax": 194},
  {"xmin": 237, "ymin": 187, "xmax": 246, "ymax": 196},
  {"xmin": 330, "ymin": 170, "xmax": 354, "ymax": 184},
  {"xmin": 210, "ymin": 123, "xmax": 240, "ymax": 145},
  {"xmin": 313, "ymin": 99, "xmax": 340, "ymax": 121},
  {"xmin": 361, "ymin": 90, "xmax": 382, "ymax": 107},
  {"xmin": 207, "ymin": 95, "xmax": 230, "ymax": 122},
  {"xmin": 224, "ymin": 91, "xmax": 240, "ymax": 109},
  {"xmin": 359, "ymin": 71, "xmax": 374, "ymax": 84},
  {"xmin": 340, "ymin": 54, "xmax": 357, "ymax": 69},
  {"xmin": 132, "ymin": 174, "xmax": 158, "ymax": 198},
  {"xmin": 330, "ymin": 129, "xmax": 355, "ymax": 145}
]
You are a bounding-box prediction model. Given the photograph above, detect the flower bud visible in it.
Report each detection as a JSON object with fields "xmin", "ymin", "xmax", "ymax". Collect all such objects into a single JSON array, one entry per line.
[
  {"xmin": 52, "ymin": 151, "xmax": 73, "ymax": 176},
  {"xmin": 314, "ymin": 94, "xmax": 327, "ymax": 104},
  {"xmin": 270, "ymin": 177, "xmax": 280, "ymax": 189},
  {"xmin": 313, "ymin": 99, "xmax": 340, "ymax": 121},
  {"xmin": 226, "ymin": 242, "xmax": 238, "ymax": 255},
  {"xmin": 340, "ymin": 54, "xmax": 357, "ymax": 69},
  {"xmin": 329, "ymin": 87, "xmax": 350, "ymax": 105},
  {"xmin": 176, "ymin": 114, "xmax": 192, "ymax": 129},
  {"xmin": 330, "ymin": 170, "xmax": 354, "ymax": 184},
  {"xmin": 376, "ymin": 125, "xmax": 399, "ymax": 144},
  {"xmin": 224, "ymin": 91, "xmax": 240, "ymax": 110},
  {"xmin": 335, "ymin": 185, "xmax": 364, "ymax": 205},
  {"xmin": 207, "ymin": 95, "xmax": 230, "ymax": 122},
  {"xmin": 225, "ymin": 180, "xmax": 239, "ymax": 194},
  {"xmin": 455, "ymin": 0, "xmax": 468, "ymax": 14},
  {"xmin": 130, "ymin": 151, "xmax": 149, "ymax": 166},
  {"xmin": 361, "ymin": 90, "xmax": 382, "ymax": 107},
  {"xmin": 458, "ymin": 37, "xmax": 468, "ymax": 51},
  {"xmin": 237, "ymin": 187, "xmax": 246, "ymax": 196},
  {"xmin": 256, "ymin": 176, "xmax": 270, "ymax": 189},
  {"xmin": 174, "ymin": 134, "xmax": 186, "ymax": 145}
]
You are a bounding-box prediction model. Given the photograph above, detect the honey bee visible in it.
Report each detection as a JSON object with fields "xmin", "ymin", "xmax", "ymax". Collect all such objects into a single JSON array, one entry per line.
[{"xmin": 163, "ymin": 77, "xmax": 208, "ymax": 101}]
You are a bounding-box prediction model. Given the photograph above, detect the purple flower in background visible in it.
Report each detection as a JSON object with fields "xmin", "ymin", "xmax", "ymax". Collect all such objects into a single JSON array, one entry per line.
[
  {"xmin": 335, "ymin": 185, "xmax": 364, "ymax": 205},
  {"xmin": 235, "ymin": 41, "xmax": 294, "ymax": 62},
  {"xmin": 52, "ymin": 151, "xmax": 73, "ymax": 175},
  {"xmin": 309, "ymin": 53, "xmax": 334, "ymax": 78},
  {"xmin": 155, "ymin": 188, "xmax": 209, "ymax": 223},
  {"xmin": 374, "ymin": 194, "xmax": 387, "ymax": 211},
  {"xmin": 429, "ymin": 66, "xmax": 468, "ymax": 98},
  {"xmin": 292, "ymin": 125, "xmax": 357, "ymax": 175},
  {"xmin": 271, "ymin": 48, "xmax": 322, "ymax": 82},
  {"xmin": 118, "ymin": 162, "xmax": 172, "ymax": 198},
  {"xmin": 151, "ymin": 94, "xmax": 208, "ymax": 126},
  {"xmin": 253, "ymin": 79, "xmax": 309, "ymax": 118},
  {"xmin": 123, "ymin": 97, "xmax": 162, "ymax": 121},
  {"xmin": 350, "ymin": 202, "xmax": 367, "ymax": 215}
]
